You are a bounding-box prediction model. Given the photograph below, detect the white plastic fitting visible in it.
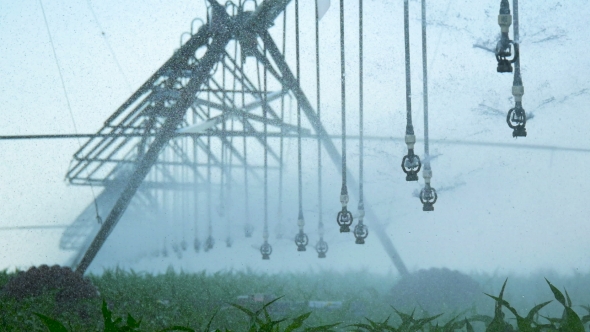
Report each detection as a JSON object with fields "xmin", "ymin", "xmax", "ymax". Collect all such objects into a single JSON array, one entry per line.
[
  {"xmin": 405, "ymin": 134, "xmax": 416, "ymax": 150},
  {"xmin": 512, "ymin": 85, "xmax": 524, "ymax": 102},
  {"xmin": 297, "ymin": 217, "xmax": 305, "ymax": 228},
  {"xmin": 340, "ymin": 194, "xmax": 349, "ymax": 206},
  {"xmin": 358, "ymin": 209, "xmax": 365, "ymax": 219},
  {"xmin": 498, "ymin": 14, "xmax": 512, "ymax": 33},
  {"xmin": 422, "ymin": 168, "xmax": 432, "ymax": 184}
]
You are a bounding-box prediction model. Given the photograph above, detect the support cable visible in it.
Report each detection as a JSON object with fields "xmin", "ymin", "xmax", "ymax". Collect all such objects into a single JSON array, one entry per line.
[
  {"xmin": 85, "ymin": 0, "xmax": 132, "ymax": 92},
  {"xmin": 314, "ymin": 0, "xmax": 328, "ymax": 258},
  {"xmin": 39, "ymin": 0, "xmax": 102, "ymax": 225},
  {"xmin": 336, "ymin": 0, "xmax": 353, "ymax": 233},
  {"xmin": 401, "ymin": 0, "xmax": 422, "ymax": 182},
  {"xmin": 354, "ymin": 0, "xmax": 369, "ymax": 244},
  {"xmin": 294, "ymin": 0, "xmax": 309, "ymax": 251},
  {"xmin": 506, "ymin": 0, "xmax": 526, "ymax": 137},
  {"xmin": 260, "ymin": 42, "xmax": 272, "ymax": 260},
  {"xmin": 419, "ymin": 0, "xmax": 437, "ymax": 211}
]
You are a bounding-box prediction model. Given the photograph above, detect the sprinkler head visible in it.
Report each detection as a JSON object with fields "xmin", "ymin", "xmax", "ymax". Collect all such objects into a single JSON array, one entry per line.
[
  {"xmin": 507, "ymin": 105, "xmax": 527, "ymax": 137},
  {"xmin": 495, "ymin": 36, "xmax": 518, "ymax": 73},
  {"xmin": 260, "ymin": 241, "xmax": 272, "ymax": 260},
  {"xmin": 294, "ymin": 231, "xmax": 309, "ymax": 251},
  {"xmin": 401, "ymin": 150, "xmax": 421, "ymax": 182},
  {"xmin": 420, "ymin": 185, "xmax": 438, "ymax": 212},
  {"xmin": 204, "ymin": 236, "xmax": 215, "ymax": 252},
  {"xmin": 353, "ymin": 222, "xmax": 369, "ymax": 244},
  {"xmin": 315, "ymin": 238, "xmax": 329, "ymax": 258},
  {"xmin": 337, "ymin": 207, "xmax": 353, "ymax": 232}
]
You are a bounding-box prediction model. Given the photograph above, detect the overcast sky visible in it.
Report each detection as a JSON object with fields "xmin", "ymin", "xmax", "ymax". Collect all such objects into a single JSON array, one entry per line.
[{"xmin": 1, "ymin": 0, "xmax": 590, "ymax": 276}]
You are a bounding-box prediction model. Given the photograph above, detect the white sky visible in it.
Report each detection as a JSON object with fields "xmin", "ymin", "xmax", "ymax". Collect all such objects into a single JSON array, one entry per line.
[{"xmin": 1, "ymin": 0, "xmax": 590, "ymax": 276}]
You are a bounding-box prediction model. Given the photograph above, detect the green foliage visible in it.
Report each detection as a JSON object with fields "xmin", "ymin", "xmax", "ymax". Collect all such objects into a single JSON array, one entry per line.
[
  {"xmin": 4, "ymin": 269, "xmax": 590, "ymax": 331},
  {"xmin": 34, "ymin": 313, "xmax": 69, "ymax": 332}
]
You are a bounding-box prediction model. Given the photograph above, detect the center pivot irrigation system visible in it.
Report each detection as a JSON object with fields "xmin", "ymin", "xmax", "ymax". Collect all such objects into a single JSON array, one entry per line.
[{"xmin": 5, "ymin": 0, "xmax": 527, "ymax": 275}]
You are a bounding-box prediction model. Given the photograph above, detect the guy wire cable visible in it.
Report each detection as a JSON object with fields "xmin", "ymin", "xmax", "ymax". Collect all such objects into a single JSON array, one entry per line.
[
  {"xmin": 336, "ymin": 0, "xmax": 353, "ymax": 233},
  {"xmin": 354, "ymin": 0, "xmax": 369, "ymax": 244},
  {"xmin": 401, "ymin": 0, "xmax": 422, "ymax": 182},
  {"xmin": 294, "ymin": 0, "xmax": 309, "ymax": 252},
  {"xmin": 39, "ymin": 0, "xmax": 102, "ymax": 225},
  {"xmin": 419, "ymin": 0, "xmax": 437, "ymax": 211},
  {"xmin": 314, "ymin": 0, "xmax": 328, "ymax": 259}
]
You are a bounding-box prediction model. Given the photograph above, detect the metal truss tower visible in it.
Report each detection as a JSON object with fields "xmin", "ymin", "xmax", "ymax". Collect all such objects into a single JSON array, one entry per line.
[{"xmin": 65, "ymin": 0, "xmax": 409, "ymax": 276}]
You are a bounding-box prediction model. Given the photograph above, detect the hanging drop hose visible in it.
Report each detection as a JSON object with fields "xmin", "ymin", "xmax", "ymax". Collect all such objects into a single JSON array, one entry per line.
[
  {"xmin": 419, "ymin": 0, "xmax": 437, "ymax": 212},
  {"xmin": 193, "ymin": 134, "xmax": 201, "ymax": 253},
  {"xmin": 205, "ymin": 90, "xmax": 215, "ymax": 252},
  {"xmin": 354, "ymin": 0, "xmax": 369, "ymax": 244},
  {"xmin": 336, "ymin": 0, "xmax": 354, "ymax": 233},
  {"xmin": 401, "ymin": 0, "xmax": 422, "ymax": 182},
  {"xmin": 181, "ymin": 138, "xmax": 188, "ymax": 251},
  {"xmin": 294, "ymin": 0, "xmax": 309, "ymax": 252},
  {"xmin": 260, "ymin": 43, "xmax": 272, "ymax": 260},
  {"xmin": 241, "ymin": 47, "xmax": 253, "ymax": 239},
  {"xmin": 507, "ymin": 0, "xmax": 526, "ymax": 137},
  {"xmin": 495, "ymin": 0, "xmax": 519, "ymax": 73},
  {"xmin": 220, "ymin": 63, "xmax": 231, "ymax": 248},
  {"xmin": 276, "ymin": 6, "xmax": 287, "ymax": 240},
  {"xmin": 314, "ymin": 0, "xmax": 328, "ymax": 258}
]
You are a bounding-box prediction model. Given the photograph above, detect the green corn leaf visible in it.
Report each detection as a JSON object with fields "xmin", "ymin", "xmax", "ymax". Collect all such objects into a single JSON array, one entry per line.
[
  {"xmin": 540, "ymin": 315, "xmax": 561, "ymax": 325},
  {"xmin": 228, "ymin": 302, "xmax": 256, "ymax": 318},
  {"xmin": 413, "ymin": 313, "xmax": 442, "ymax": 330},
  {"xmin": 565, "ymin": 289, "xmax": 572, "ymax": 308},
  {"xmin": 262, "ymin": 307, "xmax": 272, "ymax": 324},
  {"xmin": 465, "ymin": 319, "xmax": 475, "ymax": 332},
  {"xmin": 525, "ymin": 301, "xmax": 552, "ymax": 322},
  {"xmin": 365, "ymin": 317, "xmax": 380, "ymax": 330},
  {"xmin": 347, "ymin": 323, "xmax": 374, "ymax": 331},
  {"xmin": 126, "ymin": 313, "xmax": 141, "ymax": 330},
  {"xmin": 545, "ymin": 279, "xmax": 566, "ymax": 307},
  {"xmin": 560, "ymin": 307, "xmax": 585, "ymax": 332},
  {"xmin": 261, "ymin": 296, "xmax": 284, "ymax": 312},
  {"xmin": 499, "ymin": 278, "xmax": 508, "ymax": 301},
  {"xmin": 303, "ymin": 323, "xmax": 340, "ymax": 332},
  {"xmin": 284, "ymin": 312, "xmax": 312, "ymax": 332},
  {"xmin": 470, "ymin": 314, "xmax": 493, "ymax": 326},
  {"xmin": 34, "ymin": 313, "xmax": 69, "ymax": 332},
  {"xmin": 205, "ymin": 308, "xmax": 219, "ymax": 332}
]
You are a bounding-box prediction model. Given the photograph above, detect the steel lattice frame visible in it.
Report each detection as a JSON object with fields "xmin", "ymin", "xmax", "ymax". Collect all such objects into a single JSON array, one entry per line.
[{"xmin": 65, "ymin": 0, "xmax": 408, "ymax": 276}]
